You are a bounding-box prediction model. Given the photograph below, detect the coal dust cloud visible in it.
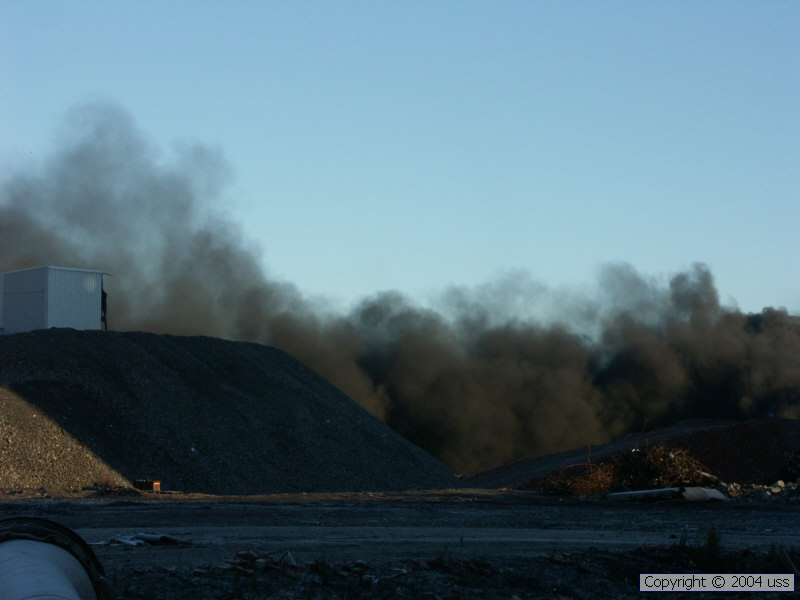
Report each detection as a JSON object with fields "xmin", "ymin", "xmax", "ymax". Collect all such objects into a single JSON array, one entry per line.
[{"xmin": 2, "ymin": 104, "xmax": 799, "ymax": 475}]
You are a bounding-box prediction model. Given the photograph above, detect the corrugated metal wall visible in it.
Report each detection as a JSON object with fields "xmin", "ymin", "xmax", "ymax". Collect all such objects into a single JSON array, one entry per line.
[
  {"xmin": 1, "ymin": 267, "xmax": 48, "ymax": 333},
  {"xmin": 0, "ymin": 266, "xmax": 102, "ymax": 333},
  {"xmin": 46, "ymin": 268, "xmax": 102, "ymax": 330}
]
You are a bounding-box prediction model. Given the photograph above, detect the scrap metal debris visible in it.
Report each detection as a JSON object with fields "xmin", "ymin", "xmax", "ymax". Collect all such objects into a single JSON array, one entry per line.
[
  {"xmin": 607, "ymin": 487, "xmax": 683, "ymax": 502},
  {"xmin": 607, "ymin": 487, "xmax": 729, "ymax": 502},
  {"xmin": 680, "ymin": 487, "xmax": 729, "ymax": 502}
]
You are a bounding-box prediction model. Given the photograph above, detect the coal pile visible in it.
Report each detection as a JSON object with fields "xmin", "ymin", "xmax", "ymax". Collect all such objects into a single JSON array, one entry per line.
[{"xmin": 0, "ymin": 329, "xmax": 457, "ymax": 494}]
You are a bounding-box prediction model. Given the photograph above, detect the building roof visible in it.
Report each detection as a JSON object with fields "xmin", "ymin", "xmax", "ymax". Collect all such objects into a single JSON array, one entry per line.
[{"xmin": 1, "ymin": 265, "xmax": 104, "ymax": 276}]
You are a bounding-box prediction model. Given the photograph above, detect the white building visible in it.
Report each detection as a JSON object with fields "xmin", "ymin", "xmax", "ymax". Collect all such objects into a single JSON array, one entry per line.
[{"xmin": 0, "ymin": 266, "xmax": 106, "ymax": 334}]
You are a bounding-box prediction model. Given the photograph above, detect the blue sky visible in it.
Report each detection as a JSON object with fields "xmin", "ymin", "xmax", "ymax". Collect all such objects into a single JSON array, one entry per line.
[{"xmin": 2, "ymin": 2, "xmax": 798, "ymax": 315}]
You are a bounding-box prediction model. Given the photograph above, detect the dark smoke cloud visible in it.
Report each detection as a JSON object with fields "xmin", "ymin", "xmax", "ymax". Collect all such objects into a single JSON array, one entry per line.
[{"xmin": 3, "ymin": 104, "xmax": 800, "ymax": 474}]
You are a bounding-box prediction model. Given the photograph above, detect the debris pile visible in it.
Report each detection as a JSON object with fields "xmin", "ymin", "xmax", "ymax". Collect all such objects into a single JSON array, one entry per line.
[
  {"xmin": 540, "ymin": 462, "xmax": 615, "ymax": 496},
  {"xmin": 539, "ymin": 445, "xmax": 715, "ymax": 496},
  {"xmin": 467, "ymin": 417, "xmax": 800, "ymax": 498},
  {"xmin": 612, "ymin": 445, "xmax": 713, "ymax": 490},
  {"xmin": 723, "ymin": 480, "xmax": 800, "ymax": 502},
  {"xmin": 532, "ymin": 432, "xmax": 800, "ymax": 502}
]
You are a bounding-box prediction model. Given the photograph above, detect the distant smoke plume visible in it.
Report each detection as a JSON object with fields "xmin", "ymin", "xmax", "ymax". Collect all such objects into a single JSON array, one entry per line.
[{"xmin": 3, "ymin": 104, "xmax": 800, "ymax": 474}]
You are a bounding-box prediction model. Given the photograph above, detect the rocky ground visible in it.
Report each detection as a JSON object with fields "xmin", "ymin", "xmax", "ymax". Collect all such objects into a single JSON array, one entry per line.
[
  {"xmin": 107, "ymin": 547, "xmax": 799, "ymax": 600},
  {"xmin": 3, "ymin": 492, "xmax": 799, "ymax": 600}
]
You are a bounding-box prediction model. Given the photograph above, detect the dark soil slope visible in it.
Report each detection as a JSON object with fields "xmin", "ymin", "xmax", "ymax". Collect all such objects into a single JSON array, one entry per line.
[{"xmin": 0, "ymin": 329, "xmax": 457, "ymax": 494}]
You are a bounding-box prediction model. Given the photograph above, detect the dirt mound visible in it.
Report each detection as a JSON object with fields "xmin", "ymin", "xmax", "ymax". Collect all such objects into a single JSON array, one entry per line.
[
  {"xmin": 0, "ymin": 329, "xmax": 456, "ymax": 494},
  {"xmin": 669, "ymin": 419, "xmax": 800, "ymax": 484},
  {"xmin": 464, "ymin": 418, "xmax": 800, "ymax": 490}
]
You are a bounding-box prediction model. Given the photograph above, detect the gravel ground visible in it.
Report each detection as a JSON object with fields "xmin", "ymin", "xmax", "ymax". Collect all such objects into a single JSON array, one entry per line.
[
  {"xmin": 0, "ymin": 329, "xmax": 456, "ymax": 494},
  {"xmin": 105, "ymin": 546, "xmax": 799, "ymax": 600},
  {"xmin": 4, "ymin": 494, "xmax": 799, "ymax": 600},
  {"xmin": 103, "ymin": 550, "xmax": 795, "ymax": 600}
]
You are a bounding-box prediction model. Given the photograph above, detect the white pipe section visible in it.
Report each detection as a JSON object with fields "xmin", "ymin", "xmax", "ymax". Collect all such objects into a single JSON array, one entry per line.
[
  {"xmin": 607, "ymin": 487, "xmax": 681, "ymax": 501},
  {"xmin": 0, "ymin": 539, "xmax": 96, "ymax": 600}
]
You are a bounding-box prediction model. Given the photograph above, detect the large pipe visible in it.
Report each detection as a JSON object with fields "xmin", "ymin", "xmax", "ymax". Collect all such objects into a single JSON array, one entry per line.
[{"xmin": 0, "ymin": 517, "xmax": 109, "ymax": 600}]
